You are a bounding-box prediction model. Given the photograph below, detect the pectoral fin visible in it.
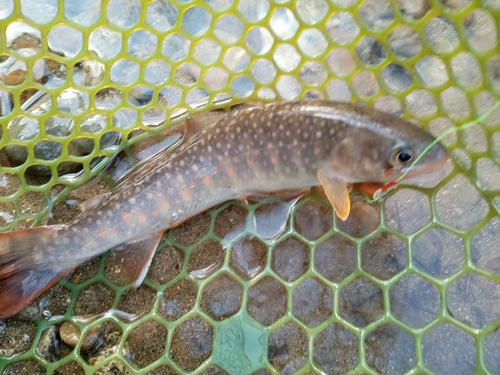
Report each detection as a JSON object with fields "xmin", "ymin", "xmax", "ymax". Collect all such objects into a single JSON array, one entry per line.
[
  {"xmin": 110, "ymin": 231, "xmax": 164, "ymax": 287},
  {"xmin": 317, "ymin": 171, "xmax": 351, "ymax": 221}
]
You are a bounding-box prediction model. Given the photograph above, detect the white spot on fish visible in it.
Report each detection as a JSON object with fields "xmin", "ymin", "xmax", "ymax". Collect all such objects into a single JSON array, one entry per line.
[
  {"xmin": 179, "ymin": 160, "xmax": 185, "ymax": 167},
  {"xmin": 129, "ymin": 198, "xmax": 136, "ymax": 204},
  {"xmin": 316, "ymin": 131, "xmax": 322, "ymax": 138}
]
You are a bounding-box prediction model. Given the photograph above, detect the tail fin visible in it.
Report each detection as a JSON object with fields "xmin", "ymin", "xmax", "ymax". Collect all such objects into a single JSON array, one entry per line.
[{"xmin": 0, "ymin": 226, "xmax": 71, "ymax": 318}]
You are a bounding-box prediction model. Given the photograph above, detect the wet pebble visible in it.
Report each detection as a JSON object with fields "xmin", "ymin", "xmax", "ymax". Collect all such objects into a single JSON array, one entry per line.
[
  {"xmin": 37, "ymin": 326, "xmax": 58, "ymax": 362},
  {"xmin": 59, "ymin": 319, "xmax": 100, "ymax": 351}
]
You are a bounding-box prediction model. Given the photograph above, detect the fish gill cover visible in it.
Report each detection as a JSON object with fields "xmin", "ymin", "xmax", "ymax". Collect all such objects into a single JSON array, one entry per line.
[{"xmin": 0, "ymin": 0, "xmax": 499, "ymax": 374}]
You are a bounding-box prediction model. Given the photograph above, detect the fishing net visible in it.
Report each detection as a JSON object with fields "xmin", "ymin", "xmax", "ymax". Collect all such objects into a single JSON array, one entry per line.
[{"xmin": 0, "ymin": 0, "xmax": 500, "ymax": 374}]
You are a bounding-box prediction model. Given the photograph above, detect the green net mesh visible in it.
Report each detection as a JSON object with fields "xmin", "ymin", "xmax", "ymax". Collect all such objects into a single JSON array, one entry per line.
[{"xmin": 1, "ymin": 0, "xmax": 500, "ymax": 374}]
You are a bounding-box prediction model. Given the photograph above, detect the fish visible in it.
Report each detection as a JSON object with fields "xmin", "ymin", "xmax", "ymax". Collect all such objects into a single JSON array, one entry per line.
[{"xmin": 0, "ymin": 101, "xmax": 449, "ymax": 318}]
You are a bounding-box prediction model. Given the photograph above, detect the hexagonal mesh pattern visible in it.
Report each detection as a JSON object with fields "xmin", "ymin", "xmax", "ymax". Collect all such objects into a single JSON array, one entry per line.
[{"xmin": 1, "ymin": 0, "xmax": 500, "ymax": 374}]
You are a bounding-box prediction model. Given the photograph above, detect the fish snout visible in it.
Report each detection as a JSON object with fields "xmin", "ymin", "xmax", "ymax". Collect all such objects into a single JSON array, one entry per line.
[{"xmin": 398, "ymin": 143, "xmax": 450, "ymax": 186}]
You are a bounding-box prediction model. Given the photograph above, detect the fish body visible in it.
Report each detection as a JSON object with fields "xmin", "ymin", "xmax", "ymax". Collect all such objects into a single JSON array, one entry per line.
[{"xmin": 0, "ymin": 101, "xmax": 448, "ymax": 318}]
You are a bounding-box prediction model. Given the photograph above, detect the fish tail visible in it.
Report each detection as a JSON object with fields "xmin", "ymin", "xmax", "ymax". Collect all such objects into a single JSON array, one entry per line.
[{"xmin": 0, "ymin": 226, "xmax": 72, "ymax": 318}]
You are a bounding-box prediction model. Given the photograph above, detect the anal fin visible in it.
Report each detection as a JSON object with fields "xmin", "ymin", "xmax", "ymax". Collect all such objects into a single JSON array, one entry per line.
[
  {"xmin": 317, "ymin": 171, "xmax": 351, "ymax": 221},
  {"xmin": 110, "ymin": 231, "xmax": 164, "ymax": 288}
]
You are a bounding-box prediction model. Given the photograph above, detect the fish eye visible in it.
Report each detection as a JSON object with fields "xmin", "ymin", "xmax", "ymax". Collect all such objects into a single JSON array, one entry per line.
[
  {"xmin": 390, "ymin": 148, "xmax": 414, "ymax": 166},
  {"xmin": 397, "ymin": 150, "xmax": 413, "ymax": 163}
]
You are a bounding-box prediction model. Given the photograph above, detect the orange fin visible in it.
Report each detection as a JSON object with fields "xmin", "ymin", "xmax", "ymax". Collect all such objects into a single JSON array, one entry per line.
[
  {"xmin": 0, "ymin": 226, "xmax": 72, "ymax": 318},
  {"xmin": 110, "ymin": 231, "xmax": 164, "ymax": 287},
  {"xmin": 356, "ymin": 182, "xmax": 383, "ymax": 196},
  {"xmin": 317, "ymin": 171, "xmax": 351, "ymax": 221}
]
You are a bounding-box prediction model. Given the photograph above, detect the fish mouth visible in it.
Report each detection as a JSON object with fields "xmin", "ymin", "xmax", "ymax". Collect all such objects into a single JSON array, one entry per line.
[
  {"xmin": 382, "ymin": 145, "xmax": 450, "ymax": 185},
  {"xmin": 399, "ymin": 167, "xmax": 445, "ymax": 185}
]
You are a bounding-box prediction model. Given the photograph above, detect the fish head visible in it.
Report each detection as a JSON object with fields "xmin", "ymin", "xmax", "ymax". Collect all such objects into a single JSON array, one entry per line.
[
  {"xmin": 378, "ymin": 136, "xmax": 449, "ymax": 185},
  {"xmin": 315, "ymin": 103, "xmax": 449, "ymax": 184}
]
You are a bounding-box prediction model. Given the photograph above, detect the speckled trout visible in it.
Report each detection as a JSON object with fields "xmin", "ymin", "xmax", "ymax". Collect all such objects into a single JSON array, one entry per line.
[{"xmin": 0, "ymin": 101, "xmax": 448, "ymax": 318}]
